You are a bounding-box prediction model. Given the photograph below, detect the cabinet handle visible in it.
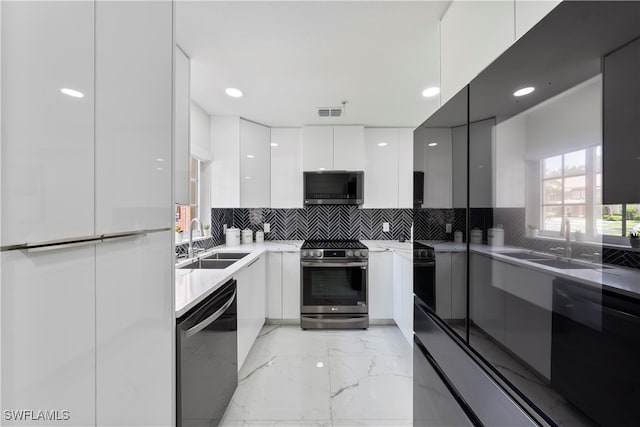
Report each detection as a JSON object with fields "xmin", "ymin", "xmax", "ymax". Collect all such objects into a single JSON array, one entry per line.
[
  {"xmin": 185, "ymin": 289, "xmax": 236, "ymax": 338},
  {"xmin": 25, "ymin": 237, "xmax": 102, "ymax": 253}
]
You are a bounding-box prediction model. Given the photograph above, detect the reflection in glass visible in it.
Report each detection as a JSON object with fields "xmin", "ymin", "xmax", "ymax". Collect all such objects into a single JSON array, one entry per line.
[{"xmin": 543, "ymin": 155, "xmax": 562, "ymax": 179}]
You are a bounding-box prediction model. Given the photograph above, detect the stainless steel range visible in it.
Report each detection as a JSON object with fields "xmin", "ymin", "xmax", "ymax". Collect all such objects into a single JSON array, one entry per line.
[{"xmin": 300, "ymin": 240, "xmax": 369, "ymax": 329}]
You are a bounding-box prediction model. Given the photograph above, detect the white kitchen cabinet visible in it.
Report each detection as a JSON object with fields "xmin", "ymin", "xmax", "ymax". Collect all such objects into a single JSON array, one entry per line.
[
  {"xmin": 452, "ymin": 125, "xmax": 468, "ymax": 209},
  {"xmin": 368, "ymin": 252, "xmax": 394, "ymax": 320},
  {"xmin": 95, "ymin": 1, "xmax": 173, "ymax": 234},
  {"xmin": 414, "ymin": 127, "xmax": 453, "ymax": 208},
  {"xmin": 398, "ymin": 128, "xmax": 414, "ymax": 208},
  {"xmin": 270, "ymin": 128, "xmax": 303, "ymax": 208},
  {"xmin": 494, "ymin": 115, "xmax": 526, "ymax": 208},
  {"xmin": 470, "ymin": 253, "xmax": 506, "ymax": 344},
  {"xmin": 236, "ymin": 266, "xmax": 253, "ymax": 371},
  {"xmin": 393, "ymin": 253, "xmax": 413, "ymax": 346},
  {"xmin": 240, "ymin": 120, "xmax": 271, "ymax": 208},
  {"xmin": 333, "ymin": 126, "xmax": 365, "ymax": 170},
  {"xmin": 95, "ymin": 231, "xmax": 173, "ymax": 426},
  {"xmin": 1, "ymin": 246, "xmax": 96, "ymax": 427},
  {"xmin": 236, "ymin": 254, "xmax": 267, "ymax": 371},
  {"xmin": 469, "ymin": 119, "xmax": 494, "ymax": 208},
  {"xmin": 282, "ymin": 252, "xmax": 301, "ymax": 320},
  {"xmin": 364, "ymin": 128, "xmax": 399, "ymax": 208},
  {"xmin": 440, "ymin": 0, "xmax": 515, "ymax": 105},
  {"xmin": 174, "ymin": 46, "xmax": 190, "ymax": 206},
  {"xmin": 211, "ymin": 117, "xmax": 271, "ymax": 208},
  {"xmin": 435, "ymin": 252, "xmax": 453, "ymax": 319},
  {"xmin": 302, "ymin": 125, "xmax": 365, "ymax": 171},
  {"xmin": 1, "ymin": 1, "xmax": 95, "ymax": 246},
  {"xmin": 266, "ymin": 252, "xmax": 283, "ymax": 319},
  {"xmin": 450, "ymin": 252, "xmax": 467, "ymax": 319},
  {"xmin": 302, "ymin": 126, "xmax": 333, "ymax": 171},
  {"xmin": 515, "ymin": 0, "xmax": 561, "ymax": 40}
]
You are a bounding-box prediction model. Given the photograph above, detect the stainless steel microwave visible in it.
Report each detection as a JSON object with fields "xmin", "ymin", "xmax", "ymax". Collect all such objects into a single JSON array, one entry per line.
[{"xmin": 303, "ymin": 171, "xmax": 364, "ymax": 205}]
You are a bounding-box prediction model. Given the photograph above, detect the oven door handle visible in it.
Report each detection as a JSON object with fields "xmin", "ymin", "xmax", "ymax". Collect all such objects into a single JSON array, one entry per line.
[{"xmin": 301, "ymin": 261, "xmax": 368, "ymax": 268}]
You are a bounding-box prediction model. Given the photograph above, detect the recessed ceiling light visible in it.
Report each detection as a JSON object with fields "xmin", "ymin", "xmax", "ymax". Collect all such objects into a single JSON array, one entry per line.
[
  {"xmin": 422, "ymin": 87, "xmax": 440, "ymax": 98},
  {"xmin": 246, "ymin": 154, "xmax": 255, "ymax": 158},
  {"xmin": 271, "ymin": 143, "xmax": 278, "ymax": 147},
  {"xmin": 245, "ymin": 176, "xmax": 251, "ymax": 180},
  {"xmin": 60, "ymin": 88, "xmax": 84, "ymax": 98},
  {"xmin": 428, "ymin": 142, "xmax": 438, "ymax": 147},
  {"xmin": 316, "ymin": 362, "xmax": 324, "ymax": 368},
  {"xmin": 225, "ymin": 87, "xmax": 243, "ymax": 98},
  {"xmin": 156, "ymin": 158, "xmax": 165, "ymax": 162},
  {"xmin": 378, "ymin": 142, "xmax": 387, "ymax": 147},
  {"xmin": 513, "ymin": 86, "xmax": 535, "ymax": 97},
  {"xmin": 319, "ymin": 167, "xmax": 326, "ymax": 171}
]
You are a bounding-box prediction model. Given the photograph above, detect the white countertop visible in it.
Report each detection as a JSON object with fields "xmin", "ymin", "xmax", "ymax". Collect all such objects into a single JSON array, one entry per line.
[{"xmin": 175, "ymin": 241, "xmax": 303, "ymax": 317}]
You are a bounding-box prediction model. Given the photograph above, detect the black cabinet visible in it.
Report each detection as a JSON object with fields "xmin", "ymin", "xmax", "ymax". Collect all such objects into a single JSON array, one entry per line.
[{"xmin": 603, "ymin": 38, "xmax": 640, "ymax": 204}]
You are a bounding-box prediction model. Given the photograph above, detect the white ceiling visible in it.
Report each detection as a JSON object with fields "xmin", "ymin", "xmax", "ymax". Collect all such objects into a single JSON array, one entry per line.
[{"xmin": 176, "ymin": 1, "xmax": 451, "ymax": 128}]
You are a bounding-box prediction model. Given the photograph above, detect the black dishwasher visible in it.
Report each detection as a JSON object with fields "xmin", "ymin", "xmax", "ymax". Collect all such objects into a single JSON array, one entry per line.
[
  {"xmin": 177, "ymin": 279, "xmax": 237, "ymax": 427},
  {"xmin": 552, "ymin": 278, "xmax": 640, "ymax": 426}
]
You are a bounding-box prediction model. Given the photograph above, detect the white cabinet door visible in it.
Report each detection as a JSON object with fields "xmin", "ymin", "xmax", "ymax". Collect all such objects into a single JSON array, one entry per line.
[
  {"xmin": 470, "ymin": 254, "xmax": 505, "ymax": 344},
  {"xmin": 211, "ymin": 116, "xmax": 241, "ymax": 208},
  {"xmin": 419, "ymin": 128, "xmax": 453, "ymax": 209},
  {"xmin": 452, "ymin": 125, "xmax": 468, "ymax": 209},
  {"xmin": 393, "ymin": 254, "xmax": 403, "ymax": 328},
  {"xmin": 236, "ymin": 267, "xmax": 252, "ymax": 371},
  {"xmin": 266, "ymin": 252, "xmax": 283, "ymax": 319},
  {"xmin": 392, "ymin": 253, "xmax": 413, "ymax": 345},
  {"xmin": 451, "ymin": 252, "xmax": 467, "ymax": 319},
  {"xmin": 282, "ymin": 252, "xmax": 301, "ymax": 320},
  {"xmin": 95, "ymin": 231, "xmax": 173, "ymax": 426},
  {"xmin": 174, "ymin": 47, "xmax": 190, "ymax": 206},
  {"xmin": 440, "ymin": 0, "xmax": 515, "ymax": 105},
  {"xmin": 270, "ymin": 128, "xmax": 303, "ymax": 208},
  {"xmin": 333, "ymin": 125, "xmax": 365, "ymax": 170},
  {"xmin": 251, "ymin": 255, "xmax": 267, "ymax": 335},
  {"xmin": 368, "ymin": 252, "xmax": 394, "ymax": 320},
  {"xmin": 398, "ymin": 128, "xmax": 414, "ymax": 208},
  {"xmin": 95, "ymin": 1, "xmax": 173, "ymax": 234},
  {"xmin": 302, "ymin": 126, "xmax": 333, "ymax": 171},
  {"xmin": 469, "ymin": 119, "xmax": 494, "ymax": 208},
  {"xmin": 1, "ymin": 247, "xmax": 96, "ymax": 426},
  {"xmin": 240, "ymin": 119, "xmax": 271, "ymax": 208},
  {"xmin": 1, "ymin": 1, "xmax": 95, "ymax": 245},
  {"xmin": 515, "ymin": 0, "xmax": 561, "ymax": 40},
  {"xmin": 364, "ymin": 128, "xmax": 399, "ymax": 208},
  {"xmin": 435, "ymin": 252, "xmax": 453, "ymax": 319}
]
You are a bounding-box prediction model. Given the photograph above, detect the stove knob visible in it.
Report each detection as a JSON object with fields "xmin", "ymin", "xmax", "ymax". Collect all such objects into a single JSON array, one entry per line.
[
  {"xmin": 315, "ymin": 251, "xmax": 322, "ymax": 257},
  {"xmin": 302, "ymin": 250, "xmax": 309, "ymax": 257},
  {"xmin": 355, "ymin": 251, "xmax": 362, "ymax": 257},
  {"xmin": 346, "ymin": 250, "xmax": 353, "ymax": 257}
]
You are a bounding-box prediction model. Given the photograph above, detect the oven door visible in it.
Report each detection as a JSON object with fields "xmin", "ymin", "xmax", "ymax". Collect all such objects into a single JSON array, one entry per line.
[
  {"xmin": 414, "ymin": 259, "xmax": 436, "ymax": 311},
  {"xmin": 301, "ymin": 261, "xmax": 368, "ymax": 314}
]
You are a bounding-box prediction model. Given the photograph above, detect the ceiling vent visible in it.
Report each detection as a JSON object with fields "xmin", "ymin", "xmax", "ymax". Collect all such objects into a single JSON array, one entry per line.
[{"xmin": 317, "ymin": 107, "xmax": 344, "ymax": 118}]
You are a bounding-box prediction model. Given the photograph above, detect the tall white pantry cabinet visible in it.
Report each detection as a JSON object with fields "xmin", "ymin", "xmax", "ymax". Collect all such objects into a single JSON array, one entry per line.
[{"xmin": 1, "ymin": 2, "xmax": 174, "ymax": 426}]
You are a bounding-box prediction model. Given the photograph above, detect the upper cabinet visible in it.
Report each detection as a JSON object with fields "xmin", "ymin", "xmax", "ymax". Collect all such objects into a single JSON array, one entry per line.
[
  {"xmin": 413, "ymin": 127, "xmax": 453, "ymax": 209},
  {"xmin": 1, "ymin": 1, "xmax": 95, "ymax": 245},
  {"xmin": 174, "ymin": 47, "xmax": 191, "ymax": 206},
  {"xmin": 271, "ymin": 128, "xmax": 303, "ymax": 208},
  {"xmin": 603, "ymin": 38, "xmax": 640, "ymax": 205},
  {"xmin": 302, "ymin": 125, "xmax": 364, "ymax": 171},
  {"xmin": 515, "ymin": 0, "xmax": 562, "ymax": 40},
  {"xmin": 211, "ymin": 117, "xmax": 270, "ymax": 208},
  {"xmin": 95, "ymin": 1, "xmax": 173, "ymax": 234}
]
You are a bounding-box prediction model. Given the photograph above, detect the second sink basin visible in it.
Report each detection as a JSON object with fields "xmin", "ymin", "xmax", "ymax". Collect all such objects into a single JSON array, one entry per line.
[{"xmin": 179, "ymin": 259, "xmax": 237, "ymax": 270}]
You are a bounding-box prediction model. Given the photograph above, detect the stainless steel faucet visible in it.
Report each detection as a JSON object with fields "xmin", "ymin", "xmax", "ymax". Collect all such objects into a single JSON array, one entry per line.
[
  {"xmin": 563, "ymin": 218, "xmax": 572, "ymax": 258},
  {"xmin": 188, "ymin": 217, "xmax": 203, "ymax": 258}
]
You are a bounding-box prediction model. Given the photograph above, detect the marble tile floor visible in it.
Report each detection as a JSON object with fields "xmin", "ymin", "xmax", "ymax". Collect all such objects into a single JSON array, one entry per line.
[
  {"xmin": 220, "ymin": 325, "xmax": 413, "ymax": 427},
  {"xmin": 451, "ymin": 324, "xmax": 598, "ymax": 427}
]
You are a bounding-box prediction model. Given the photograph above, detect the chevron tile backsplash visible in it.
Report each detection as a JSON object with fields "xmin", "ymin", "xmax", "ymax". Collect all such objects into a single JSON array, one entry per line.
[{"xmin": 212, "ymin": 206, "xmax": 412, "ymax": 241}]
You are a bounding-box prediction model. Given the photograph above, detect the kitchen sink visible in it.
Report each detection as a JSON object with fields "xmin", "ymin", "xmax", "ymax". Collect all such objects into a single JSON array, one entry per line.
[
  {"xmin": 178, "ymin": 259, "xmax": 237, "ymax": 269},
  {"xmin": 500, "ymin": 252, "xmax": 551, "ymax": 261},
  {"xmin": 203, "ymin": 252, "xmax": 250, "ymax": 260},
  {"xmin": 529, "ymin": 259, "xmax": 612, "ymax": 270}
]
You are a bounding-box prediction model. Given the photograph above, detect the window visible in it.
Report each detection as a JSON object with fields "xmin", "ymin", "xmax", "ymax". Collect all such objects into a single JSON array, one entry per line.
[
  {"xmin": 176, "ymin": 157, "xmax": 200, "ymax": 236},
  {"xmin": 540, "ymin": 146, "xmax": 640, "ymax": 242},
  {"xmin": 541, "ymin": 148, "xmax": 590, "ymax": 235}
]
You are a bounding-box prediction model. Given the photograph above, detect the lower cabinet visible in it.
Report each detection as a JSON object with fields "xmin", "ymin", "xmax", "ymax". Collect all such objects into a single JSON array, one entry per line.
[
  {"xmin": 470, "ymin": 253, "xmax": 506, "ymax": 344},
  {"xmin": 266, "ymin": 252, "xmax": 283, "ymax": 318},
  {"xmin": 282, "ymin": 252, "xmax": 301, "ymax": 320},
  {"xmin": 368, "ymin": 252, "xmax": 394, "ymax": 320},
  {"xmin": 435, "ymin": 252, "xmax": 453, "ymax": 319},
  {"xmin": 236, "ymin": 254, "xmax": 266, "ymax": 371},
  {"xmin": 393, "ymin": 253, "xmax": 413, "ymax": 345}
]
